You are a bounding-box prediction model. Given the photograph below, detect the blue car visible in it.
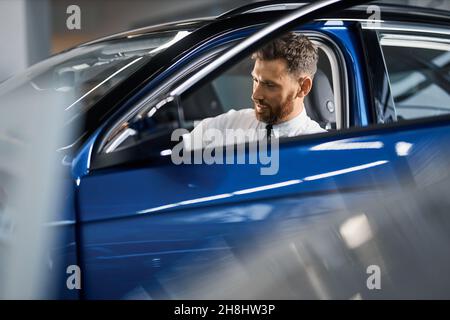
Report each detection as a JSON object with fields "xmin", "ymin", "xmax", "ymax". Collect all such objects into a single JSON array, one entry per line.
[{"xmin": 1, "ymin": 0, "xmax": 450, "ymax": 299}]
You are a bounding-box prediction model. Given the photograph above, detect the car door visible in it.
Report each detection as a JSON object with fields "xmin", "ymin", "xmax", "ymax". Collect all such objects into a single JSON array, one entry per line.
[{"xmin": 75, "ymin": 1, "xmax": 450, "ymax": 299}]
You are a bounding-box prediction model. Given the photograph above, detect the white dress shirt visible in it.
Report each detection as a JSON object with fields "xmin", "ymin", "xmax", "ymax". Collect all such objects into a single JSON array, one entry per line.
[{"xmin": 184, "ymin": 107, "xmax": 326, "ymax": 149}]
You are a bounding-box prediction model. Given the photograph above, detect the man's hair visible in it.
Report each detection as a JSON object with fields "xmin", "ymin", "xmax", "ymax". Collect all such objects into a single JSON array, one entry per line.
[{"xmin": 252, "ymin": 32, "xmax": 318, "ymax": 78}]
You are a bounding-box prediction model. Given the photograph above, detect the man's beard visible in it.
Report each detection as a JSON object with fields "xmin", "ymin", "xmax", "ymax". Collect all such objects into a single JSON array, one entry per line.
[{"xmin": 254, "ymin": 95, "xmax": 295, "ymax": 124}]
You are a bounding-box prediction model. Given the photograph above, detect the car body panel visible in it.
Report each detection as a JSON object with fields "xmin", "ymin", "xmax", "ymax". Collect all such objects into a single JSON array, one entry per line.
[{"xmin": 78, "ymin": 119, "xmax": 450, "ymax": 298}]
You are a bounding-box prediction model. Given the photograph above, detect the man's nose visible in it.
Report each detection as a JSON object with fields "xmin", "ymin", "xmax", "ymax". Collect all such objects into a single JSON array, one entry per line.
[{"xmin": 252, "ymin": 83, "xmax": 264, "ymax": 101}]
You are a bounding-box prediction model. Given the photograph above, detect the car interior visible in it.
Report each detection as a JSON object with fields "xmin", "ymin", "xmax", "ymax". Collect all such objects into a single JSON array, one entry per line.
[
  {"xmin": 102, "ymin": 44, "xmax": 338, "ymax": 154},
  {"xmin": 182, "ymin": 47, "xmax": 336, "ymax": 131}
]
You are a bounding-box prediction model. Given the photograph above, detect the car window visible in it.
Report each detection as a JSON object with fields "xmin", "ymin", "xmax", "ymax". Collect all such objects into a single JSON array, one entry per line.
[
  {"xmin": 182, "ymin": 41, "xmax": 338, "ymax": 131},
  {"xmin": 0, "ymin": 30, "xmax": 190, "ymax": 114},
  {"xmin": 0, "ymin": 30, "xmax": 192, "ymax": 151},
  {"xmin": 380, "ymin": 34, "xmax": 450, "ymax": 120},
  {"xmin": 100, "ymin": 32, "xmax": 344, "ymax": 156},
  {"xmin": 101, "ymin": 43, "xmax": 231, "ymax": 154}
]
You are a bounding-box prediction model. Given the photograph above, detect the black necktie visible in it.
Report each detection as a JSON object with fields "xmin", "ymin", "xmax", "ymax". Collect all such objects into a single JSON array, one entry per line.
[{"xmin": 266, "ymin": 124, "xmax": 273, "ymax": 144}]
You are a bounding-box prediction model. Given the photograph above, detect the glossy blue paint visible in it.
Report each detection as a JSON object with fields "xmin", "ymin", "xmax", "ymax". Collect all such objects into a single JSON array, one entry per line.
[
  {"xmin": 71, "ymin": 128, "xmax": 101, "ymax": 180},
  {"xmin": 79, "ymin": 136, "xmax": 392, "ymax": 223},
  {"xmin": 78, "ymin": 121, "xmax": 450, "ymax": 298}
]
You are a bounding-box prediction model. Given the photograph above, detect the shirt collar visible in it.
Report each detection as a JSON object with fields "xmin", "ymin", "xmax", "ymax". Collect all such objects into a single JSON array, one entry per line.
[{"xmin": 270, "ymin": 107, "xmax": 308, "ymax": 135}]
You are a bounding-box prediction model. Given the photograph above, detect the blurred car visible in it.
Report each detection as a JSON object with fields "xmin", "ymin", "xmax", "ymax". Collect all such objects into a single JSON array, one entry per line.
[{"xmin": 1, "ymin": 0, "xmax": 450, "ymax": 299}]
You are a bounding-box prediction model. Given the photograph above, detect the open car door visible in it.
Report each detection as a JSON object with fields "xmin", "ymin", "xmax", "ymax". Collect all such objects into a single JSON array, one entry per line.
[{"xmin": 76, "ymin": 0, "xmax": 450, "ymax": 299}]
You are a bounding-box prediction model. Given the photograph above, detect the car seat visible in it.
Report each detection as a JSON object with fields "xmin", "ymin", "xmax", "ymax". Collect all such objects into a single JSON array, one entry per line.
[{"xmin": 304, "ymin": 69, "xmax": 336, "ymax": 130}]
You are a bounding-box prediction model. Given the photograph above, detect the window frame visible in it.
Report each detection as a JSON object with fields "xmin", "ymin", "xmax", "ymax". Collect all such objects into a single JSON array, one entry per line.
[
  {"xmin": 94, "ymin": 28, "xmax": 348, "ymax": 163},
  {"xmin": 380, "ymin": 34, "xmax": 450, "ymax": 120},
  {"xmin": 361, "ymin": 20, "xmax": 450, "ymax": 123}
]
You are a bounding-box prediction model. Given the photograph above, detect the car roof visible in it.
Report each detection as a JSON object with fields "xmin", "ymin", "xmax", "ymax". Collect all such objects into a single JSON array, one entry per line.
[
  {"xmin": 78, "ymin": 17, "xmax": 215, "ymax": 49},
  {"xmin": 218, "ymin": 0, "xmax": 450, "ymax": 18},
  {"xmin": 77, "ymin": 1, "xmax": 449, "ymax": 50}
]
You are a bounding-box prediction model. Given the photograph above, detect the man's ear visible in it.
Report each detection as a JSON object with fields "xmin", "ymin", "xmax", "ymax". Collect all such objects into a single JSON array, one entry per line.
[{"xmin": 296, "ymin": 76, "xmax": 313, "ymax": 98}]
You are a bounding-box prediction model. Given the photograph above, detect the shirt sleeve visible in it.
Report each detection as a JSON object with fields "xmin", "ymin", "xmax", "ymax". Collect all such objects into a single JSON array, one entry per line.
[{"xmin": 183, "ymin": 109, "xmax": 241, "ymax": 150}]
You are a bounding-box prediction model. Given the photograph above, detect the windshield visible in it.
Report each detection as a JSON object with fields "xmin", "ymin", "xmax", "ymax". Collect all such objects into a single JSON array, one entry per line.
[{"xmin": 0, "ymin": 30, "xmax": 190, "ymax": 150}]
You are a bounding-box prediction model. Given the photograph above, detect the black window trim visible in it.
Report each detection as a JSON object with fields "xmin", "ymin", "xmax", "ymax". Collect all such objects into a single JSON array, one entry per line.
[{"xmin": 357, "ymin": 22, "xmax": 396, "ymax": 125}]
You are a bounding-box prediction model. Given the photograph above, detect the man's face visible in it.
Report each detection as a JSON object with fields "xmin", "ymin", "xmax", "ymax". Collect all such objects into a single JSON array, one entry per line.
[{"xmin": 251, "ymin": 58, "xmax": 300, "ymax": 124}]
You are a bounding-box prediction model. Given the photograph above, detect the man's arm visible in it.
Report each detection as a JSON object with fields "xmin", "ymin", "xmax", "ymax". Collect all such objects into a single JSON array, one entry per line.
[{"xmin": 182, "ymin": 109, "xmax": 241, "ymax": 150}]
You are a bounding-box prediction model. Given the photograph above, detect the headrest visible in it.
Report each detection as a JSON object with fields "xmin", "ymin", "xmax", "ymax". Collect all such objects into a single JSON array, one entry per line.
[{"xmin": 304, "ymin": 69, "xmax": 336, "ymax": 129}]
